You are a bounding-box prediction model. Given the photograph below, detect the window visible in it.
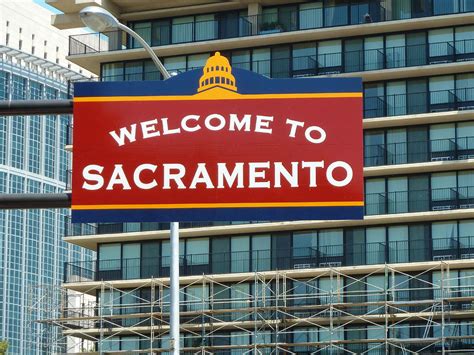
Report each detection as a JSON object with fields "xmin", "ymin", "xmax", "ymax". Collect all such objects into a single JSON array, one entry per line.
[
  {"xmin": 318, "ymin": 229, "xmax": 343, "ymax": 257},
  {"xmin": 364, "ymin": 36, "xmax": 384, "ymax": 71},
  {"xmin": 172, "ymin": 16, "xmax": 193, "ymax": 44},
  {"xmin": 195, "ymin": 14, "xmax": 216, "ymax": 41},
  {"xmin": 388, "ymin": 225, "xmax": 409, "ymax": 262},
  {"xmin": 432, "ymin": 221, "xmax": 457, "ymax": 250},
  {"xmin": 386, "ymin": 34, "xmax": 406, "ymax": 68},
  {"xmin": 252, "ymin": 234, "xmax": 270, "ymax": 271},
  {"xmin": 186, "ymin": 238, "xmax": 209, "ymax": 265},
  {"xmin": 365, "ymin": 178, "xmax": 386, "ymax": 215},
  {"xmin": 231, "ymin": 236, "xmax": 249, "ymax": 273},
  {"xmin": 366, "ymin": 227, "xmax": 385, "ymax": 264},
  {"xmin": 122, "ymin": 243, "xmax": 140, "ymax": 279},
  {"xmin": 317, "ymin": 40, "xmax": 341, "ymax": 71},
  {"xmin": 299, "ymin": 2, "xmax": 322, "ymax": 29},
  {"xmin": 429, "ymin": 28, "xmax": 454, "ymax": 59},
  {"xmin": 98, "ymin": 244, "xmax": 121, "ymax": 271}
]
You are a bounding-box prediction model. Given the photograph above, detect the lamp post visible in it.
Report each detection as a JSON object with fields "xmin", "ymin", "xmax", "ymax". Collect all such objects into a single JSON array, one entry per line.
[
  {"xmin": 79, "ymin": 6, "xmax": 170, "ymax": 79},
  {"xmin": 79, "ymin": 7, "xmax": 179, "ymax": 353}
]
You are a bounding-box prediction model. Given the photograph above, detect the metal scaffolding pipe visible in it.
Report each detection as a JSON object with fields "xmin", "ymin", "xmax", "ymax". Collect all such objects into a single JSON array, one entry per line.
[
  {"xmin": 0, "ymin": 100, "xmax": 73, "ymax": 115},
  {"xmin": 0, "ymin": 193, "xmax": 72, "ymax": 209}
]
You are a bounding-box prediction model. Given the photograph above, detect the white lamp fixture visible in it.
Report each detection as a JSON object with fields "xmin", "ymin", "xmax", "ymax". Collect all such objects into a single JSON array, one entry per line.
[{"xmin": 79, "ymin": 6, "xmax": 170, "ymax": 79}]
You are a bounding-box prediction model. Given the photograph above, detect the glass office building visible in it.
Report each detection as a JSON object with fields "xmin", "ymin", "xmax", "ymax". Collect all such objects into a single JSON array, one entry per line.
[
  {"xmin": 51, "ymin": 0, "xmax": 474, "ymax": 353},
  {"xmin": 0, "ymin": 48, "xmax": 94, "ymax": 353}
]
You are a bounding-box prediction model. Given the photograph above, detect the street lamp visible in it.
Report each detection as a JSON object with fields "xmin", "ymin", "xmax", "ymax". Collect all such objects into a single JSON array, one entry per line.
[
  {"xmin": 79, "ymin": 6, "xmax": 179, "ymax": 354},
  {"xmin": 79, "ymin": 6, "xmax": 170, "ymax": 79}
]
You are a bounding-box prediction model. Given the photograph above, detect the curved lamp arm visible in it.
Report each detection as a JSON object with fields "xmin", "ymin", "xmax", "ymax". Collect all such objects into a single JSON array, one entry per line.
[{"xmin": 117, "ymin": 23, "xmax": 171, "ymax": 79}]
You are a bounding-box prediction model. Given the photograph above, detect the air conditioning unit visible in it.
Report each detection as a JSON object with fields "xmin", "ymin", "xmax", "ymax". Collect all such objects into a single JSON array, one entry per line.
[
  {"xmin": 433, "ymin": 255, "xmax": 454, "ymax": 261},
  {"xmin": 319, "ymin": 262, "xmax": 342, "ymax": 267},
  {"xmin": 432, "ymin": 205, "xmax": 456, "ymax": 211},
  {"xmin": 294, "ymin": 263, "xmax": 311, "ymax": 269},
  {"xmin": 431, "ymin": 156, "xmax": 454, "ymax": 161}
]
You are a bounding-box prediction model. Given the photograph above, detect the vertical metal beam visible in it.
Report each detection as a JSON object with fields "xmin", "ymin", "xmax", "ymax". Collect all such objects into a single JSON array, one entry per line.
[{"xmin": 170, "ymin": 222, "xmax": 180, "ymax": 354}]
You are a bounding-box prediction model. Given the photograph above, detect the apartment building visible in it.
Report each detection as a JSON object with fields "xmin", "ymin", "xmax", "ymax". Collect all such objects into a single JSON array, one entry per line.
[{"xmin": 50, "ymin": 0, "xmax": 474, "ymax": 353}]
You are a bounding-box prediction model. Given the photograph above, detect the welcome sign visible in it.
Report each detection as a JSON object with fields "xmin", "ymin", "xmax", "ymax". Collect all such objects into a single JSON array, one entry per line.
[{"xmin": 72, "ymin": 52, "xmax": 363, "ymax": 223}]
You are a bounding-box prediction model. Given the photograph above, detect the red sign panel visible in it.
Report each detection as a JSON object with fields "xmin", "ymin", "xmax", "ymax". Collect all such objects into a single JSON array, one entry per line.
[{"xmin": 72, "ymin": 54, "xmax": 363, "ymax": 222}]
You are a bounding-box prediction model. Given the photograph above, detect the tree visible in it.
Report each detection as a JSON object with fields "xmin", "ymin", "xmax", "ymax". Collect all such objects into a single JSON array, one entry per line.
[{"xmin": 0, "ymin": 340, "xmax": 8, "ymax": 355}]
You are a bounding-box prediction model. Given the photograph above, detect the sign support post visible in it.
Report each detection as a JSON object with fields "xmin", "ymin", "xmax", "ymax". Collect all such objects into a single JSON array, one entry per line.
[{"xmin": 170, "ymin": 222, "xmax": 180, "ymax": 354}]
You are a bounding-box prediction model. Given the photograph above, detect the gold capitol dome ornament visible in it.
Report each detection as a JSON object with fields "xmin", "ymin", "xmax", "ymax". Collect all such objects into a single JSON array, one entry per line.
[{"xmin": 197, "ymin": 52, "xmax": 238, "ymax": 93}]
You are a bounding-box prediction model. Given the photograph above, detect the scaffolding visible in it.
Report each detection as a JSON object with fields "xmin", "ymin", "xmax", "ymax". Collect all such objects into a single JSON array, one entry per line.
[{"xmin": 31, "ymin": 260, "xmax": 474, "ymax": 354}]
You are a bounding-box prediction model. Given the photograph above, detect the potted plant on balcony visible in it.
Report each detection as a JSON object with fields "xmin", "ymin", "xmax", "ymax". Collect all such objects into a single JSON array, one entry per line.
[{"xmin": 260, "ymin": 21, "xmax": 285, "ymax": 34}]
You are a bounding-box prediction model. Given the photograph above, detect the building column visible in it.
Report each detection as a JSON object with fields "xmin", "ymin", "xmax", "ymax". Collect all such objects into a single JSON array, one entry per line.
[{"xmin": 247, "ymin": 3, "xmax": 262, "ymax": 36}]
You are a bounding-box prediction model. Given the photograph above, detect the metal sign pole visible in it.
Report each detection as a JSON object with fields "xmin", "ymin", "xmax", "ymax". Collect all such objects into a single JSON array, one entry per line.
[{"xmin": 170, "ymin": 222, "xmax": 180, "ymax": 354}]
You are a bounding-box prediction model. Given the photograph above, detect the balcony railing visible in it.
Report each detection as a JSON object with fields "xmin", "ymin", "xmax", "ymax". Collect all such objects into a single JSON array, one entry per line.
[
  {"xmin": 69, "ymin": 3, "xmax": 388, "ymax": 55},
  {"xmin": 64, "ymin": 236, "xmax": 474, "ymax": 283},
  {"xmin": 364, "ymin": 136, "xmax": 474, "ymax": 167},
  {"xmin": 365, "ymin": 186, "xmax": 474, "ymax": 215},
  {"xmin": 364, "ymin": 87, "xmax": 474, "ymax": 118},
  {"xmin": 98, "ymin": 39, "xmax": 474, "ymax": 82}
]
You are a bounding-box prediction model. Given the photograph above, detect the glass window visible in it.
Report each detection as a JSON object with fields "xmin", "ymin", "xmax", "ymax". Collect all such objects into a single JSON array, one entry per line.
[
  {"xmin": 432, "ymin": 221, "xmax": 458, "ymax": 250},
  {"xmin": 102, "ymin": 63, "xmax": 123, "ymax": 81},
  {"xmin": 292, "ymin": 43, "xmax": 317, "ymax": 74},
  {"xmin": 131, "ymin": 22, "xmax": 151, "ymax": 47},
  {"xmin": 386, "ymin": 34, "xmax": 406, "ymax": 68},
  {"xmin": 364, "ymin": 36, "xmax": 384, "ymax": 71},
  {"xmin": 162, "ymin": 240, "xmax": 185, "ymax": 267},
  {"xmin": 317, "ymin": 40, "xmax": 341, "ymax": 70},
  {"xmin": 457, "ymin": 122, "xmax": 474, "ymax": 152},
  {"xmin": 252, "ymin": 48, "xmax": 270, "ymax": 77},
  {"xmin": 299, "ymin": 2, "xmax": 323, "ymax": 29},
  {"xmin": 364, "ymin": 130, "xmax": 385, "ymax": 166},
  {"xmin": 387, "ymin": 128, "xmax": 407, "ymax": 165},
  {"xmin": 345, "ymin": 38, "xmax": 363, "ymax": 72},
  {"xmin": 458, "ymin": 170, "xmax": 474, "ymax": 200},
  {"xmin": 388, "ymin": 225, "xmax": 409, "ymax": 262},
  {"xmin": 429, "ymin": 75, "xmax": 455, "ymax": 106},
  {"xmin": 386, "ymin": 81, "xmax": 407, "ymax": 116},
  {"xmin": 144, "ymin": 60, "xmax": 160, "ymax": 81},
  {"xmin": 123, "ymin": 243, "xmax": 140, "ymax": 279},
  {"xmin": 433, "ymin": 0, "xmax": 459, "ymax": 15},
  {"xmin": 456, "ymin": 73, "xmax": 474, "ymax": 103},
  {"xmin": 392, "ymin": 0, "xmax": 411, "ymax": 20},
  {"xmin": 428, "ymin": 28, "xmax": 454, "ymax": 59},
  {"xmin": 164, "ymin": 56, "xmax": 186, "ymax": 74},
  {"xmin": 431, "ymin": 172, "xmax": 457, "ymax": 203},
  {"xmin": 172, "ymin": 16, "xmax": 193, "ymax": 44},
  {"xmin": 187, "ymin": 53, "xmax": 209, "ymax": 70},
  {"xmin": 231, "ymin": 50, "xmax": 251, "ymax": 70},
  {"xmin": 231, "ymin": 236, "xmax": 250, "ymax": 272},
  {"xmin": 187, "ymin": 238, "xmax": 209, "ymax": 265},
  {"xmin": 365, "ymin": 178, "xmax": 386, "ymax": 215},
  {"xmin": 318, "ymin": 229, "xmax": 343, "ymax": 257},
  {"xmin": 99, "ymin": 244, "xmax": 121, "ymax": 271},
  {"xmin": 459, "ymin": 220, "xmax": 474, "ymax": 250},
  {"xmin": 151, "ymin": 19, "xmax": 170, "ymax": 46},
  {"xmin": 125, "ymin": 61, "xmax": 143, "ymax": 81},
  {"xmin": 366, "ymin": 227, "xmax": 386, "ymax": 264},
  {"xmin": 364, "ymin": 83, "xmax": 385, "ymax": 118},
  {"xmin": 430, "ymin": 123, "xmax": 456, "ymax": 160},
  {"xmin": 252, "ymin": 234, "xmax": 270, "ymax": 271},
  {"xmin": 459, "ymin": 269, "xmax": 474, "ymax": 297},
  {"xmin": 195, "ymin": 14, "xmax": 216, "ymax": 41},
  {"xmin": 388, "ymin": 176, "xmax": 408, "ymax": 213},
  {"xmin": 455, "ymin": 26, "xmax": 474, "ymax": 55},
  {"xmin": 293, "ymin": 231, "xmax": 317, "ymax": 259},
  {"xmin": 231, "ymin": 284, "xmax": 250, "ymax": 321}
]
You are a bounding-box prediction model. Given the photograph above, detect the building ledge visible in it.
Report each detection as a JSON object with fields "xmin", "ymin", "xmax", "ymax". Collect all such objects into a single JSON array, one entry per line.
[
  {"xmin": 65, "ymin": 207, "xmax": 474, "ymax": 249},
  {"xmin": 62, "ymin": 259, "xmax": 474, "ymax": 294}
]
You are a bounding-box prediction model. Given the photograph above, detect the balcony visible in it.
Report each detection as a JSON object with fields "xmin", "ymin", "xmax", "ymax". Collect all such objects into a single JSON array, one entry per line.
[
  {"xmin": 98, "ymin": 39, "xmax": 474, "ymax": 81},
  {"xmin": 63, "ymin": 236, "xmax": 474, "ymax": 283},
  {"xmin": 364, "ymin": 136, "xmax": 474, "ymax": 167},
  {"xmin": 364, "ymin": 87, "xmax": 474, "ymax": 118},
  {"xmin": 69, "ymin": 3, "xmax": 387, "ymax": 56},
  {"xmin": 365, "ymin": 186, "xmax": 474, "ymax": 215}
]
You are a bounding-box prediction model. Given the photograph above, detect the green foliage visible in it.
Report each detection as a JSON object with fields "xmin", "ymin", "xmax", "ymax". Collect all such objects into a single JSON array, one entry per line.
[{"xmin": 0, "ymin": 340, "xmax": 8, "ymax": 355}]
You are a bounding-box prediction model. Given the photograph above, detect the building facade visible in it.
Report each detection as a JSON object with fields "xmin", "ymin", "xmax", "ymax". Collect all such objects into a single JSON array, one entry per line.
[
  {"xmin": 51, "ymin": 0, "xmax": 474, "ymax": 353},
  {"xmin": 0, "ymin": 1, "xmax": 95, "ymax": 353}
]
